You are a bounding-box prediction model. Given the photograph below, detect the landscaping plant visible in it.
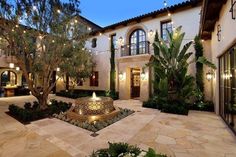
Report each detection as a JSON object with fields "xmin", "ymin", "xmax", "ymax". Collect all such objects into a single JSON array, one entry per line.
[
  {"xmin": 90, "ymin": 142, "xmax": 167, "ymax": 157},
  {"xmin": 148, "ymin": 26, "xmax": 216, "ymax": 115},
  {"xmin": 0, "ymin": 0, "xmax": 93, "ymax": 109}
]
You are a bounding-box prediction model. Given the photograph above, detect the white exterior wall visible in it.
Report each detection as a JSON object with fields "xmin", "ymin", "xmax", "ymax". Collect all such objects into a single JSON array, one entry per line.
[
  {"xmin": 203, "ymin": 1, "xmax": 236, "ymax": 114},
  {"xmin": 69, "ymin": 6, "xmax": 202, "ymax": 100}
]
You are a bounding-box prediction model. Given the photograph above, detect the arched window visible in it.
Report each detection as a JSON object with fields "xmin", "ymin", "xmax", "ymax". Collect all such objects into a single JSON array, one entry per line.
[
  {"xmin": 1, "ymin": 71, "xmax": 17, "ymax": 86},
  {"xmin": 129, "ymin": 29, "xmax": 146, "ymax": 55}
]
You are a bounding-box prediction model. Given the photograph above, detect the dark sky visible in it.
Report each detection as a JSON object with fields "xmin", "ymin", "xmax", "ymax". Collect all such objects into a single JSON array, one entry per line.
[{"xmin": 80, "ymin": 0, "xmax": 186, "ymax": 27}]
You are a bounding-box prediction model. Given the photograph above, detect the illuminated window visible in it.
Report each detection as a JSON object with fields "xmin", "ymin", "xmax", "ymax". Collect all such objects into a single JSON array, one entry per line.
[
  {"xmin": 161, "ymin": 20, "xmax": 172, "ymax": 41},
  {"xmin": 1, "ymin": 71, "xmax": 17, "ymax": 86}
]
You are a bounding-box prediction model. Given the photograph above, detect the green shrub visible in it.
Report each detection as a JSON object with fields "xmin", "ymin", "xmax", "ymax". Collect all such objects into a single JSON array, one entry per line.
[
  {"xmin": 8, "ymin": 100, "xmax": 71, "ymax": 123},
  {"xmin": 143, "ymin": 97, "xmax": 161, "ymax": 109},
  {"xmin": 145, "ymin": 148, "xmax": 167, "ymax": 157},
  {"xmin": 189, "ymin": 101, "xmax": 214, "ymax": 112},
  {"xmin": 161, "ymin": 101, "xmax": 188, "ymax": 115},
  {"xmin": 90, "ymin": 142, "xmax": 165, "ymax": 157}
]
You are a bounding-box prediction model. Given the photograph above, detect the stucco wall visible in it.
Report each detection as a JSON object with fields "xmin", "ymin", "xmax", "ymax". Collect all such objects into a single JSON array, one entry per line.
[
  {"xmin": 203, "ymin": 0, "xmax": 236, "ymax": 114},
  {"xmin": 59, "ymin": 6, "xmax": 202, "ymax": 100}
]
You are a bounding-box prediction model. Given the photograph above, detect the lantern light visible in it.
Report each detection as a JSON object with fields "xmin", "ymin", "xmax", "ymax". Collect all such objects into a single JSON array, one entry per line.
[
  {"xmin": 56, "ymin": 67, "xmax": 60, "ymax": 72},
  {"xmin": 149, "ymin": 30, "xmax": 154, "ymax": 36},
  {"xmin": 119, "ymin": 72, "xmax": 125, "ymax": 81},
  {"xmin": 206, "ymin": 71, "xmax": 214, "ymax": 81},
  {"xmin": 16, "ymin": 67, "xmax": 20, "ymax": 71}
]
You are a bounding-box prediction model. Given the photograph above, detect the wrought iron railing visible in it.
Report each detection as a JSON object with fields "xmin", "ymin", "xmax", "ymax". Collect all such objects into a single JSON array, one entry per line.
[{"xmin": 121, "ymin": 41, "xmax": 150, "ymax": 57}]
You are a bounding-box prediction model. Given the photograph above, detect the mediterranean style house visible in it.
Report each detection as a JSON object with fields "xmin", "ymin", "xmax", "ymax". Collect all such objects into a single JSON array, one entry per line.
[
  {"xmin": 0, "ymin": 0, "xmax": 236, "ymax": 133},
  {"xmin": 56, "ymin": 0, "xmax": 203, "ymax": 101}
]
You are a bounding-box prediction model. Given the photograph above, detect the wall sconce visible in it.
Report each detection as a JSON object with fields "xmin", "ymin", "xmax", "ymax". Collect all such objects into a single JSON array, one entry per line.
[
  {"xmin": 206, "ymin": 71, "xmax": 214, "ymax": 81},
  {"xmin": 118, "ymin": 37, "xmax": 124, "ymax": 45},
  {"xmin": 148, "ymin": 29, "xmax": 154, "ymax": 36},
  {"xmin": 119, "ymin": 72, "xmax": 125, "ymax": 81},
  {"xmin": 141, "ymin": 71, "xmax": 146, "ymax": 80},
  {"xmin": 16, "ymin": 67, "xmax": 20, "ymax": 71},
  {"xmin": 230, "ymin": 0, "xmax": 236, "ymax": 20}
]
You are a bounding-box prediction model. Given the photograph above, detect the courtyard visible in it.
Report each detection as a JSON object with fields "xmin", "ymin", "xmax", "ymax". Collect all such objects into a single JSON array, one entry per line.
[{"xmin": 0, "ymin": 95, "xmax": 236, "ymax": 157}]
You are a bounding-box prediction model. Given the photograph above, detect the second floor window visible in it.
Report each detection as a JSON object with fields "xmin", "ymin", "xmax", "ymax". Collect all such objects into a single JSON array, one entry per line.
[
  {"xmin": 129, "ymin": 29, "xmax": 146, "ymax": 55},
  {"xmin": 110, "ymin": 34, "xmax": 117, "ymax": 50},
  {"xmin": 90, "ymin": 71, "xmax": 98, "ymax": 87},
  {"xmin": 161, "ymin": 20, "xmax": 173, "ymax": 41},
  {"xmin": 91, "ymin": 38, "xmax": 97, "ymax": 48}
]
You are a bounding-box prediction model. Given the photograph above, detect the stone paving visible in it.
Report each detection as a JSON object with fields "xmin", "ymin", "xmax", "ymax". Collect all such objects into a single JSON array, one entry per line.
[{"xmin": 0, "ymin": 95, "xmax": 236, "ymax": 157}]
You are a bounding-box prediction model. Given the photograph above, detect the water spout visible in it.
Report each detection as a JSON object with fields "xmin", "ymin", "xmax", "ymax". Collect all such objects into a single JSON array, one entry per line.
[{"xmin": 91, "ymin": 92, "xmax": 100, "ymax": 101}]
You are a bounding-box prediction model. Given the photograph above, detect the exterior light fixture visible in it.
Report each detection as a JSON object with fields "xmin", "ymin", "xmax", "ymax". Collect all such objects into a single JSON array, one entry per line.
[
  {"xmin": 168, "ymin": 12, "xmax": 171, "ymax": 17},
  {"xmin": 16, "ymin": 67, "xmax": 20, "ymax": 71},
  {"xmin": 56, "ymin": 67, "xmax": 60, "ymax": 72},
  {"xmin": 74, "ymin": 19, "xmax": 78, "ymax": 23},
  {"xmin": 99, "ymin": 33, "xmax": 102, "ymax": 36},
  {"xmin": 149, "ymin": 30, "xmax": 154, "ymax": 36},
  {"xmin": 119, "ymin": 72, "xmax": 125, "ymax": 81},
  {"xmin": 57, "ymin": 9, "xmax": 61, "ymax": 14},
  {"xmin": 88, "ymin": 27, "xmax": 92, "ymax": 31},
  {"xmin": 141, "ymin": 71, "xmax": 146, "ymax": 80},
  {"xmin": 230, "ymin": 0, "xmax": 236, "ymax": 20},
  {"xmin": 15, "ymin": 24, "xmax": 19, "ymax": 28},
  {"xmin": 206, "ymin": 71, "xmax": 214, "ymax": 81},
  {"xmin": 52, "ymin": 40, "xmax": 55, "ymax": 43},
  {"xmin": 23, "ymin": 30, "xmax": 26, "ymax": 34},
  {"xmin": 118, "ymin": 37, "xmax": 124, "ymax": 45},
  {"xmin": 9, "ymin": 63, "xmax": 14, "ymax": 69}
]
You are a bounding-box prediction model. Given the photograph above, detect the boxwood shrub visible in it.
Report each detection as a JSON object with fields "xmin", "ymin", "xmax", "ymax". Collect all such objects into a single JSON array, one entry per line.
[{"xmin": 8, "ymin": 100, "xmax": 71, "ymax": 123}]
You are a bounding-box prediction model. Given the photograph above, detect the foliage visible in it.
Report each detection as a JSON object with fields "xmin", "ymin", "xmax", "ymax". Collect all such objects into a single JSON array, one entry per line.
[
  {"xmin": 161, "ymin": 100, "xmax": 188, "ymax": 115},
  {"xmin": 194, "ymin": 36, "xmax": 204, "ymax": 97},
  {"xmin": 148, "ymin": 26, "xmax": 216, "ymax": 115},
  {"xmin": 53, "ymin": 108, "xmax": 134, "ymax": 132},
  {"xmin": 110, "ymin": 39, "xmax": 116, "ymax": 92},
  {"xmin": 0, "ymin": 0, "xmax": 93, "ymax": 109},
  {"xmin": 56, "ymin": 90, "xmax": 119, "ymax": 100},
  {"xmin": 143, "ymin": 96, "xmax": 161, "ymax": 109},
  {"xmin": 106, "ymin": 90, "xmax": 119, "ymax": 100},
  {"xmin": 8, "ymin": 100, "xmax": 71, "ymax": 122},
  {"xmin": 189, "ymin": 100, "xmax": 214, "ymax": 112},
  {"xmin": 90, "ymin": 143, "xmax": 166, "ymax": 157},
  {"xmin": 145, "ymin": 148, "xmax": 167, "ymax": 157}
]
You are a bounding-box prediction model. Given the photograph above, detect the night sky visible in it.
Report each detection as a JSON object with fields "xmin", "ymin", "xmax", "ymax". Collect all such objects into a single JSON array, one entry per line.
[{"xmin": 80, "ymin": 0, "xmax": 186, "ymax": 27}]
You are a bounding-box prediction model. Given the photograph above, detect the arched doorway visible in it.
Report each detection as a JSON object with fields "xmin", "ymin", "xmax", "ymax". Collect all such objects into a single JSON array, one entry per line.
[{"xmin": 1, "ymin": 70, "xmax": 17, "ymax": 86}]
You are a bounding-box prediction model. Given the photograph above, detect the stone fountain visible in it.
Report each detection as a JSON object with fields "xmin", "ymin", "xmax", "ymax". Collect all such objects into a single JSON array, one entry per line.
[{"xmin": 67, "ymin": 92, "xmax": 119, "ymax": 122}]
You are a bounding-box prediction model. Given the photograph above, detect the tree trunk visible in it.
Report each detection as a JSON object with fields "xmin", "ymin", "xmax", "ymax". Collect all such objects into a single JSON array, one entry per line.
[{"xmin": 37, "ymin": 94, "xmax": 48, "ymax": 110}]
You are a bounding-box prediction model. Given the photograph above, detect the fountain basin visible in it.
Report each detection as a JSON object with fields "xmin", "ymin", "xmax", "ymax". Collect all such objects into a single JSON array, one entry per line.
[{"xmin": 67, "ymin": 93, "xmax": 119, "ymax": 122}]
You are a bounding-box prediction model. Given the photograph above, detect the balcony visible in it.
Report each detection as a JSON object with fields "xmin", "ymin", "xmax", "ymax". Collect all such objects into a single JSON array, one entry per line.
[{"xmin": 121, "ymin": 41, "xmax": 150, "ymax": 57}]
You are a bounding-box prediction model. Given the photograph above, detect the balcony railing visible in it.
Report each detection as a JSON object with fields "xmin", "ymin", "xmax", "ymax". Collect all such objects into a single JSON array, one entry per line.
[{"xmin": 121, "ymin": 41, "xmax": 150, "ymax": 57}]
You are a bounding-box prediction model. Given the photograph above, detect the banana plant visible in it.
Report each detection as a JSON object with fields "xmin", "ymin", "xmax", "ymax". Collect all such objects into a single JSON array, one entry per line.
[{"xmin": 150, "ymin": 26, "xmax": 216, "ymax": 103}]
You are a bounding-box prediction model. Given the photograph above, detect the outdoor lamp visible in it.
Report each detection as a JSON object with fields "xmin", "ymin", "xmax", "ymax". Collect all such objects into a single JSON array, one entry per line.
[
  {"xmin": 141, "ymin": 71, "xmax": 146, "ymax": 80},
  {"xmin": 119, "ymin": 72, "xmax": 125, "ymax": 81},
  {"xmin": 149, "ymin": 30, "xmax": 154, "ymax": 36},
  {"xmin": 206, "ymin": 71, "xmax": 214, "ymax": 81},
  {"xmin": 118, "ymin": 37, "xmax": 124, "ymax": 45},
  {"xmin": 16, "ymin": 67, "xmax": 20, "ymax": 71},
  {"xmin": 56, "ymin": 67, "xmax": 60, "ymax": 72}
]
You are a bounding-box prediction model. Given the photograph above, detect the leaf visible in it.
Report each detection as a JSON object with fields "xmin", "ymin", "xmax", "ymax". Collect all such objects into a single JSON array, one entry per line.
[{"xmin": 197, "ymin": 56, "xmax": 217, "ymax": 69}]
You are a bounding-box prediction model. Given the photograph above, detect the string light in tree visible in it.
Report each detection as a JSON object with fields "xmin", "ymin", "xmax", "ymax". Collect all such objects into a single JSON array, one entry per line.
[{"xmin": 164, "ymin": 0, "xmax": 167, "ymax": 7}]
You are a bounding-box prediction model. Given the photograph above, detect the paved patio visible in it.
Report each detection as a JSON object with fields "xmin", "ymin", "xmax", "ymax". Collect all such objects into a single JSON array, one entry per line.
[{"xmin": 0, "ymin": 95, "xmax": 236, "ymax": 157}]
